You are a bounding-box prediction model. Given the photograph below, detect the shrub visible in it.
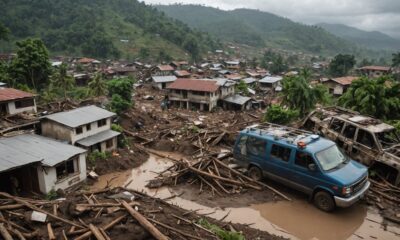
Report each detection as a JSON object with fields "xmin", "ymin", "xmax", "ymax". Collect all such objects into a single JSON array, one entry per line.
[
  {"xmin": 88, "ymin": 150, "xmax": 109, "ymax": 168},
  {"xmin": 108, "ymin": 94, "xmax": 132, "ymax": 114},
  {"xmin": 198, "ymin": 219, "xmax": 245, "ymax": 240},
  {"xmin": 45, "ymin": 189, "xmax": 58, "ymax": 200},
  {"xmin": 264, "ymin": 105, "xmax": 299, "ymax": 124},
  {"xmin": 111, "ymin": 123, "xmax": 123, "ymax": 133}
]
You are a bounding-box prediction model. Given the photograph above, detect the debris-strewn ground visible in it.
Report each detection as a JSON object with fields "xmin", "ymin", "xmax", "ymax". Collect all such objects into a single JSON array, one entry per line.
[{"xmin": 0, "ymin": 188, "xmax": 287, "ymax": 240}]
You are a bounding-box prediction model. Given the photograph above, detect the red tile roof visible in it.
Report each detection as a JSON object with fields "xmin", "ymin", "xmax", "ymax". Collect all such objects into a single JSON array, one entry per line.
[
  {"xmin": 157, "ymin": 65, "xmax": 175, "ymax": 71},
  {"xmin": 167, "ymin": 79, "xmax": 219, "ymax": 92},
  {"xmin": 174, "ymin": 70, "xmax": 191, "ymax": 77},
  {"xmin": 0, "ymin": 88, "xmax": 36, "ymax": 102},
  {"xmin": 359, "ymin": 66, "xmax": 391, "ymax": 71}
]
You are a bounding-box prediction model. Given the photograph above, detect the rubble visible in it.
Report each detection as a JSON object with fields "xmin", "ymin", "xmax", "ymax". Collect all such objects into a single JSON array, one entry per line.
[{"xmin": 0, "ymin": 188, "xmax": 284, "ymax": 240}]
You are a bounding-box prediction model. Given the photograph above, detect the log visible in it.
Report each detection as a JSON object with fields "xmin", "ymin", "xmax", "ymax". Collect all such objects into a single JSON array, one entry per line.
[
  {"xmin": 47, "ymin": 223, "xmax": 56, "ymax": 240},
  {"xmin": 121, "ymin": 201, "xmax": 168, "ymax": 240},
  {"xmin": 0, "ymin": 192, "xmax": 83, "ymax": 228},
  {"xmin": 99, "ymin": 228, "xmax": 111, "ymax": 240},
  {"xmin": 88, "ymin": 224, "xmax": 106, "ymax": 240},
  {"xmin": 73, "ymin": 214, "xmax": 127, "ymax": 240},
  {"xmin": 11, "ymin": 229, "xmax": 26, "ymax": 240},
  {"xmin": 0, "ymin": 204, "xmax": 24, "ymax": 211},
  {"xmin": 0, "ymin": 223, "xmax": 13, "ymax": 240}
]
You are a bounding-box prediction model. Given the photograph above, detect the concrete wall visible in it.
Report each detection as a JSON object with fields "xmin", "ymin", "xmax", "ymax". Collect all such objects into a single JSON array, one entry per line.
[
  {"xmin": 41, "ymin": 121, "xmax": 72, "ymax": 143},
  {"xmin": 6, "ymin": 98, "xmax": 37, "ymax": 115},
  {"xmin": 37, "ymin": 153, "xmax": 87, "ymax": 194},
  {"xmin": 220, "ymin": 86, "xmax": 235, "ymax": 99}
]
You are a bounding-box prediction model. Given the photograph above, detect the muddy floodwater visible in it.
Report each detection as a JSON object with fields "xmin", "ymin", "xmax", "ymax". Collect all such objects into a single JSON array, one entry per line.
[{"xmin": 92, "ymin": 154, "xmax": 400, "ymax": 240}]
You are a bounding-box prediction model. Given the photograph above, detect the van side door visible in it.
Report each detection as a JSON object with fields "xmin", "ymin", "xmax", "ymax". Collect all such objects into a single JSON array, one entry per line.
[
  {"xmin": 352, "ymin": 129, "xmax": 380, "ymax": 166},
  {"xmin": 265, "ymin": 143, "xmax": 294, "ymax": 182},
  {"xmin": 288, "ymin": 150, "xmax": 322, "ymax": 194},
  {"xmin": 327, "ymin": 118, "xmax": 346, "ymax": 147},
  {"xmin": 233, "ymin": 135, "xmax": 249, "ymax": 165}
]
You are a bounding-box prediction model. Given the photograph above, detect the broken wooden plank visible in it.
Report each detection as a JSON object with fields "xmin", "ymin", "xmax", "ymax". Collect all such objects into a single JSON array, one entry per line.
[
  {"xmin": 88, "ymin": 224, "xmax": 106, "ymax": 240},
  {"xmin": 121, "ymin": 201, "xmax": 168, "ymax": 240},
  {"xmin": 0, "ymin": 223, "xmax": 13, "ymax": 240}
]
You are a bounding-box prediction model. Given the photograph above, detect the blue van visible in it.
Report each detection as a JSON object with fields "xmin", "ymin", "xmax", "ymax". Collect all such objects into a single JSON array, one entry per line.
[{"xmin": 233, "ymin": 124, "xmax": 370, "ymax": 211}]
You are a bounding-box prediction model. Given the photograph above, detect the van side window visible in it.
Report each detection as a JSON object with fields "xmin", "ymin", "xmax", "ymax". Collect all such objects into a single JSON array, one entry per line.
[
  {"xmin": 237, "ymin": 135, "xmax": 248, "ymax": 155},
  {"xmin": 246, "ymin": 136, "xmax": 267, "ymax": 157},
  {"xmin": 356, "ymin": 129, "xmax": 376, "ymax": 148},
  {"xmin": 271, "ymin": 144, "xmax": 291, "ymax": 162},
  {"xmin": 295, "ymin": 151, "xmax": 314, "ymax": 168},
  {"xmin": 330, "ymin": 119, "xmax": 345, "ymax": 133},
  {"xmin": 343, "ymin": 124, "xmax": 357, "ymax": 139}
]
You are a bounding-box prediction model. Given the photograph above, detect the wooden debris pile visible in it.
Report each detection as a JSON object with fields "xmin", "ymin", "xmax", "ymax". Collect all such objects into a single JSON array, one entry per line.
[
  {"xmin": 367, "ymin": 177, "xmax": 400, "ymax": 224},
  {"xmin": 147, "ymin": 154, "xmax": 291, "ymax": 201},
  {"xmin": 0, "ymin": 188, "xmax": 275, "ymax": 240}
]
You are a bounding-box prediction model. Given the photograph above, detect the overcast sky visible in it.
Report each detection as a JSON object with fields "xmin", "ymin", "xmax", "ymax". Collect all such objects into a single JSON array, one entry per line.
[{"xmin": 142, "ymin": 0, "xmax": 400, "ymax": 38}]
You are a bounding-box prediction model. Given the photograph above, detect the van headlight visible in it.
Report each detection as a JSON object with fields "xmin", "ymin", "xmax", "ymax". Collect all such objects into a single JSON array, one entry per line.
[{"xmin": 342, "ymin": 186, "xmax": 352, "ymax": 197}]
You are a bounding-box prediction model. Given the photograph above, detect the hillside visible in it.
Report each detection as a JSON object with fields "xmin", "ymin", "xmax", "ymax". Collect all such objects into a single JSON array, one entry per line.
[
  {"xmin": 317, "ymin": 23, "xmax": 400, "ymax": 51},
  {"xmin": 0, "ymin": 0, "xmax": 220, "ymax": 60},
  {"xmin": 156, "ymin": 5, "xmax": 358, "ymax": 55}
]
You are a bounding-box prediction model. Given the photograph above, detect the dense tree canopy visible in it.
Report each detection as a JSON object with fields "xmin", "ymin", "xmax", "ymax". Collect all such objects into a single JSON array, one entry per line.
[
  {"xmin": 0, "ymin": 22, "xmax": 9, "ymax": 41},
  {"xmin": 393, "ymin": 52, "xmax": 400, "ymax": 67},
  {"xmin": 281, "ymin": 72, "xmax": 330, "ymax": 116},
  {"xmin": 339, "ymin": 76, "xmax": 400, "ymax": 119},
  {"xmin": 10, "ymin": 38, "xmax": 51, "ymax": 90},
  {"xmin": 51, "ymin": 63, "xmax": 74, "ymax": 100},
  {"xmin": 329, "ymin": 54, "xmax": 356, "ymax": 77}
]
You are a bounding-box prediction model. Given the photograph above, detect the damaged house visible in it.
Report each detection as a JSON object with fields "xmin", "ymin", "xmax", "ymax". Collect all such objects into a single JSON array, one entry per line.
[
  {"xmin": 0, "ymin": 88, "xmax": 37, "ymax": 116},
  {"xmin": 0, "ymin": 134, "xmax": 86, "ymax": 194},
  {"xmin": 167, "ymin": 78, "xmax": 235, "ymax": 111},
  {"xmin": 151, "ymin": 76, "xmax": 177, "ymax": 90},
  {"xmin": 41, "ymin": 105, "xmax": 120, "ymax": 153},
  {"xmin": 321, "ymin": 76, "xmax": 358, "ymax": 96}
]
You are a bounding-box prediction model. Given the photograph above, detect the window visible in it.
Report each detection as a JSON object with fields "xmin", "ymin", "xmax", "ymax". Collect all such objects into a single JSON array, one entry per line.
[
  {"xmin": 75, "ymin": 126, "xmax": 83, "ymax": 135},
  {"xmin": 271, "ymin": 144, "xmax": 291, "ymax": 162},
  {"xmin": 106, "ymin": 139, "xmax": 114, "ymax": 148},
  {"xmin": 98, "ymin": 119, "xmax": 107, "ymax": 127},
  {"xmin": 246, "ymin": 136, "xmax": 267, "ymax": 157},
  {"xmin": 15, "ymin": 99, "xmax": 34, "ymax": 109},
  {"xmin": 236, "ymin": 135, "xmax": 248, "ymax": 155},
  {"xmin": 343, "ymin": 124, "xmax": 357, "ymax": 139},
  {"xmin": 295, "ymin": 151, "xmax": 315, "ymax": 168},
  {"xmin": 316, "ymin": 145, "xmax": 347, "ymax": 171},
  {"xmin": 330, "ymin": 118, "xmax": 345, "ymax": 133},
  {"xmin": 356, "ymin": 129, "xmax": 376, "ymax": 148},
  {"xmin": 56, "ymin": 158, "xmax": 77, "ymax": 180},
  {"xmin": 86, "ymin": 124, "xmax": 91, "ymax": 131}
]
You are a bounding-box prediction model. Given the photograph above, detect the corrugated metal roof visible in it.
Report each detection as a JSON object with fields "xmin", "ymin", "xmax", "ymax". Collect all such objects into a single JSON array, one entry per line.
[
  {"xmin": 0, "ymin": 88, "xmax": 36, "ymax": 102},
  {"xmin": 243, "ymin": 78, "xmax": 257, "ymax": 84},
  {"xmin": 223, "ymin": 94, "xmax": 252, "ymax": 105},
  {"xmin": 43, "ymin": 105, "xmax": 116, "ymax": 128},
  {"xmin": 259, "ymin": 76, "xmax": 283, "ymax": 83},
  {"xmin": 167, "ymin": 79, "xmax": 219, "ymax": 92},
  {"xmin": 152, "ymin": 76, "xmax": 177, "ymax": 83},
  {"xmin": 76, "ymin": 130, "xmax": 120, "ymax": 147},
  {"xmin": 0, "ymin": 134, "xmax": 86, "ymax": 172}
]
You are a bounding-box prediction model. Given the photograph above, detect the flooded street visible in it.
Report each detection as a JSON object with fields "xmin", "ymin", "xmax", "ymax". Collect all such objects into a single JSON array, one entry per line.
[{"xmin": 93, "ymin": 154, "xmax": 400, "ymax": 240}]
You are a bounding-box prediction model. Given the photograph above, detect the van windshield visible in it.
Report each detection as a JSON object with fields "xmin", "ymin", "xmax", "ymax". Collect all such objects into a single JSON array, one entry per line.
[{"xmin": 315, "ymin": 145, "xmax": 348, "ymax": 171}]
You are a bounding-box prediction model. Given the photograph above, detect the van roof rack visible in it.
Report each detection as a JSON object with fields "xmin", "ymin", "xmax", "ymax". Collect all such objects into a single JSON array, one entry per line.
[{"xmin": 245, "ymin": 122, "xmax": 319, "ymax": 145}]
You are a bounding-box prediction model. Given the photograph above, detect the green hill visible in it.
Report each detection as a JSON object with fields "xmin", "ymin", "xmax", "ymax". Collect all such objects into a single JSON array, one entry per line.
[
  {"xmin": 317, "ymin": 23, "xmax": 400, "ymax": 51},
  {"xmin": 0, "ymin": 0, "xmax": 220, "ymax": 60},
  {"xmin": 156, "ymin": 5, "xmax": 370, "ymax": 55}
]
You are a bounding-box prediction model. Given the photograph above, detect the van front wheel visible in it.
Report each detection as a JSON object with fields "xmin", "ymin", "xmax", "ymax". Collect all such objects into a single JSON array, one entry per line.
[
  {"xmin": 314, "ymin": 191, "xmax": 335, "ymax": 212},
  {"xmin": 248, "ymin": 166, "xmax": 263, "ymax": 181}
]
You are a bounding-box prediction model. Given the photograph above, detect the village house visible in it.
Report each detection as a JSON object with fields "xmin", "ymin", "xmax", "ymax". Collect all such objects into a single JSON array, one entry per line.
[
  {"xmin": 111, "ymin": 66, "xmax": 137, "ymax": 78},
  {"xmin": 153, "ymin": 65, "xmax": 175, "ymax": 76},
  {"xmin": 77, "ymin": 57, "xmax": 100, "ymax": 65},
  {"xmin": 225, "ymin": 61, "xmax": 240, "ymax": 70},
  {"xmin": 259, "ymin": 76, "xmax": 283, "ymax": 91},
  {"xmin": 41, "ymin": 105, "xmax": 120, "ymax": 153},
  {"xmin": 0, "ymin": 134, "xmax": 87, "ymax": 194},
  {"xmin": 357, "ymin": 66, "xmax": 391, "ymax": 78},
  {"xmin": 170, "ymin": 61, "xmax": 189, "ymax": 70},
  {"xmin": 246, "ymin": 70, "xmax": 262, "ymax": 79},
  {"xmin": 151, "ymin": 76, "xmax": 177, "ymax": 90},
  {"xmin": 174, "ymin": 70, "xmax": 191, "ymax": 78},
  {"xmin": 226, "ymin": 73, "xmax": 243, "ymax": 81},
  {"xmin": 167, "ymin": 78, "xmax": 235, "ymax": 111},
  {"xmin": 242, "ymin": 77, "xmax": 258, "ymax": 87},
  {"xmin": 222, "ymin": 94, "xmax": 254, "ymax": 111},
  {"xmin": 0, "ymin": 88, "xmax": 37, "ymax": 116},
  {"xmin": 321, "ymin": 76, "xmax": 358, "ymax": 96}
]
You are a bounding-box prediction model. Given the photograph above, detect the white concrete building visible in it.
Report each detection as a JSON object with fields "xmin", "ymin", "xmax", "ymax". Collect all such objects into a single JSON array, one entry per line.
[
  {"xmin": 0, "ymin": 88, "xmax": 37, "ymax": 116},
  {"xmin": 0, "ymin": 134, "xmax": 86, "ymax": 194},
  {"xmin": 41, "ymin": 105, "xmax": 120, "ymax": 152},
  {"xmin": 151, "ymin": 75, "xmax": 177, "ymax": 90}
]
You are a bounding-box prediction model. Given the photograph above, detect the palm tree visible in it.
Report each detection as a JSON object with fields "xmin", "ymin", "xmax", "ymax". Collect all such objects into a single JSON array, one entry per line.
[
  {"xmin": 88, "ymin": 73, "xmax": 107, "ymax": 97},
  {"xmin": 281, "ymin": 75, "xmax": 330, "ymax": 116},
  {"xmin": 51, "ymin": 63, "xmax": 74, "ymax": 100}
]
